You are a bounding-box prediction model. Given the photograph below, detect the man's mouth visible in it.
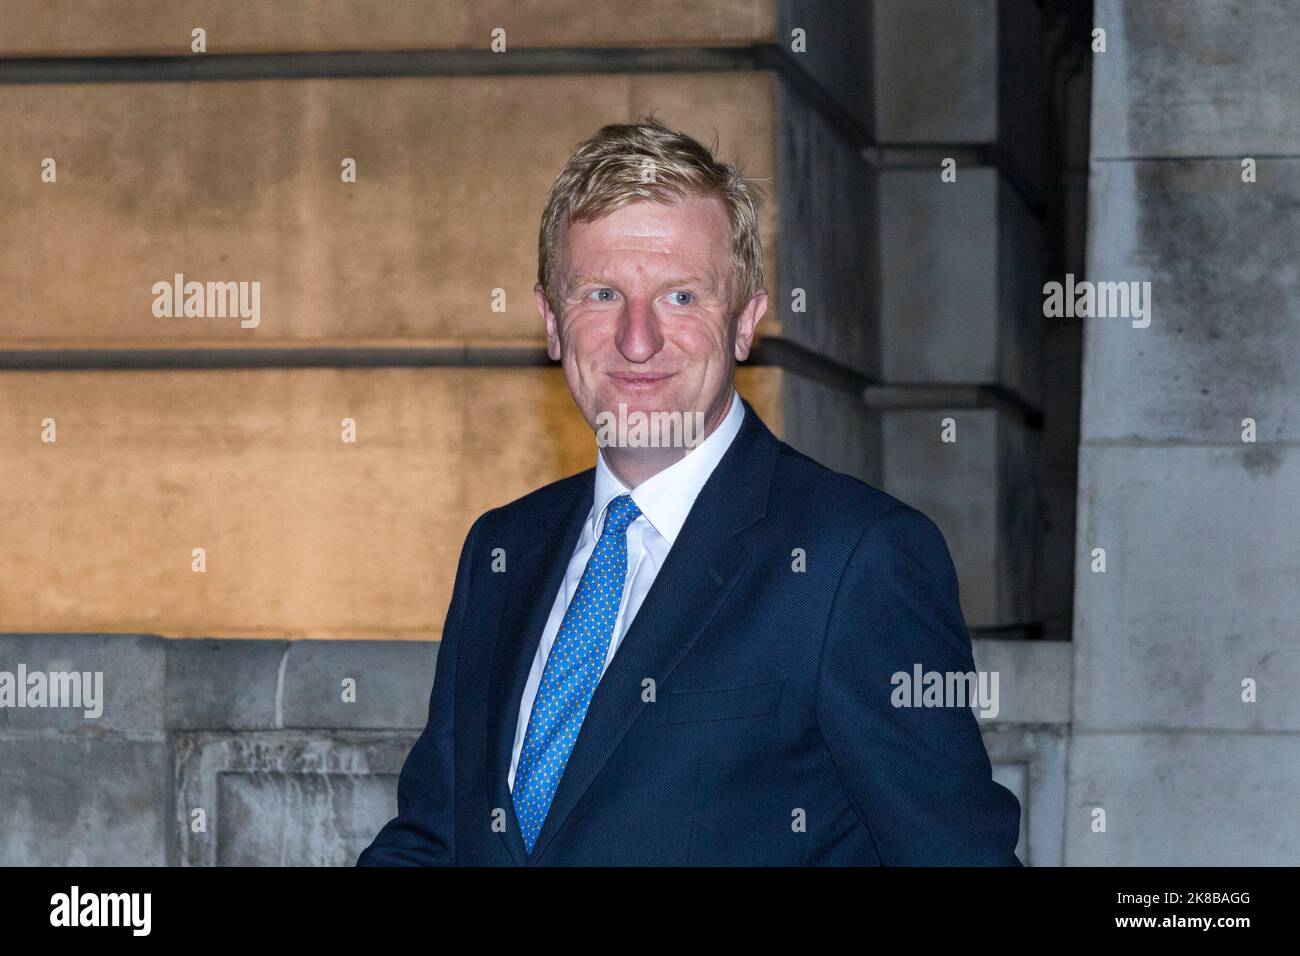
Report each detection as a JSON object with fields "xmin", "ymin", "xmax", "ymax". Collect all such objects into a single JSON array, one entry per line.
[{"xmin": 607, "ymin": 371, "xmax": 675, "ymax": 389}]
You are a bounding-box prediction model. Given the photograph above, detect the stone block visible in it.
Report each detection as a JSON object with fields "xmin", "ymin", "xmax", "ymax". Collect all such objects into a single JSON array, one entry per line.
[
  {"xmin": 780, "ymin": 372, "xmax": 880, "ymax": 486},
  {"xmin": 971, "ymin": 637, "xmax": 1072, "ymax": 726},
  {"xmin": 1083, "ymin": 159, "xmax": 1300, "ymax": 443},
  {"xmin": 280, "ymin": 639, "xmax": 438, "ymax": 730},
  {"xmin": 166, "ymin": 638, "xmax": 287, "ymax": 730},
  {"xmin": 882, "ymin": 408, "xmax": 1039, "ymax": 629},
  {"xmin": 0, "ymin": 736, "xmax": 169, "ymax": 865},
  {"xmin": 778, "ymin": 0, "xmax": 874, "ymax": 133},
  {"xmin": 1065, "ymin": 731, "xmax": 1300, "ymax": 865},
  {"xmin": 1090, "ymin": 0, "xmax": 1300, "ymax": 158},
  {"xmin": 1072, "ymin": 444, "xmax": 1300, "ymax": 732},
  {"xmin": 777, "ymin": 77, "xmax": 878, "ymax": 377},
  {"xmin": 0, "ymin": 633, "xmax": 165, "ymax": 735},
  {"xmin": 873, "ymin": 0, "xmax": 998, "ymax": 143},
  {"xmin": 0, "ymin": 368, "xmax": 462, "ymax": 639},
  {"xmin": 0, "ymin": 0, "xmax": 778, "ymax": 56},
  {"xmin": 880, "ymin": 166, "xmax": 1043, "ymax": 404},
  {"xmin": 0, "ymin": 72, "xmax": 775, "ymax": 348},
  {"xmin": 174, "ymin": 730, "xmax": 417, "ymax": 865}
]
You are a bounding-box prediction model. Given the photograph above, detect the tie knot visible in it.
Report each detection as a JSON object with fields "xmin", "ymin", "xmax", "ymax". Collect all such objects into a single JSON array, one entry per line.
[{"xmin": 601, "ymin": 494, "xmax": 642, "ymax": 537}]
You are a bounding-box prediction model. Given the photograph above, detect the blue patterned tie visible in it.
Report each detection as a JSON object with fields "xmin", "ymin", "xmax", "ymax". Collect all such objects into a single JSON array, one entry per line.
[{"xmin": 512, "ymin": 492, "xmax": 642, "ymax": 854}]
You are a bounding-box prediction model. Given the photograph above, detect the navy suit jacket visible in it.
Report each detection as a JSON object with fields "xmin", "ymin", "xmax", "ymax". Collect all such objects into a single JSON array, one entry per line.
[{"xmin": 358, "ymin": 399, "xmax": 1023, "ymax": 866}]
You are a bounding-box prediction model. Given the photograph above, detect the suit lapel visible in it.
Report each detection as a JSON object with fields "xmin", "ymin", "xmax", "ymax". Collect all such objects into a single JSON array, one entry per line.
[
  {"xmin": 527, "ymin": 400, "xmax": 780, "ymax": 864},
  {"xmin": 484, "ymin": 472, "xmax": 592, "ymax": 866}
]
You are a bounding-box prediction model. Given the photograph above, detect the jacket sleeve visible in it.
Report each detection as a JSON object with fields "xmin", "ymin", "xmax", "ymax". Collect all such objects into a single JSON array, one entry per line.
[
  {"xmin": 356, "ymin": 512, "xmax": 486, "ymax": 866},
  {"xmin": 814, "ymin": 504, "xmax": 1023, "ymax": 865}
]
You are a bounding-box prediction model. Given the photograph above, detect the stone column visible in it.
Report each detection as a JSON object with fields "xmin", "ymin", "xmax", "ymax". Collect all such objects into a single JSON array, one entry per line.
[{"xmin": 1069, "ymin": 0, "xmax": 1300, "ymax": 864}]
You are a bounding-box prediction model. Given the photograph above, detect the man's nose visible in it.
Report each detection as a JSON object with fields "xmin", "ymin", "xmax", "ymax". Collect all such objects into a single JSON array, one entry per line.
[{"xmin": 614, "ymin": 297, "xmax": 664, "ymax": 363}]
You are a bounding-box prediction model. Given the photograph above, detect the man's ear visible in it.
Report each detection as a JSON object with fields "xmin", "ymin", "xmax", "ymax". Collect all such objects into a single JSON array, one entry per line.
[
  {"xmin": 536, "ymin": 284, "xmax": 562, "ymax": 361},
  {"xmin": 733, "ymin": 290, "xmax": 768, "ymax": 361}
]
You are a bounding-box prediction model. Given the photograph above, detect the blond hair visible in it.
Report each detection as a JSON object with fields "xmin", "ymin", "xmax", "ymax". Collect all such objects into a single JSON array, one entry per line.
[{"xmin": 537, "ymin": 117, "xmax": 765, "ymax": 321}]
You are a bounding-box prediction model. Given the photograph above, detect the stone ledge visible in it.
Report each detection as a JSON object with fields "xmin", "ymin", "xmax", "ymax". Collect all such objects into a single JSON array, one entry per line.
[
  {"xmin": 0, "ymin": 633, "xmax": 442, "ymax": 732},
  {"xmin": 280, "ymin": 639, "xmax": 438, "ymax": 730},
  {"xmin": 0, "ymin": 633, "xmax": 166, "ymax": 735}
]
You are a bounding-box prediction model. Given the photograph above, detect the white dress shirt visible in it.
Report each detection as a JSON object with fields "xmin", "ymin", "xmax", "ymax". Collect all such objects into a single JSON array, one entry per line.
[{"xmin": 507, "ymin": 389, "xmax": 746, "ymax": 791}]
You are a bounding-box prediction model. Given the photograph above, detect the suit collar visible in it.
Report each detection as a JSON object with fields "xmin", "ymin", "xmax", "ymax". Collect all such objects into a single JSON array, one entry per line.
[{"xmin": 485, "ymin": 396, "xmax": 781, "ymax": 865}]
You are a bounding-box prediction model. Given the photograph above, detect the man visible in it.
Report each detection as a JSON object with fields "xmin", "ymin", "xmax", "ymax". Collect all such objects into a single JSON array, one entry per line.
[{"xmin": 358, "ymin": 119, "xmax": 1022, "ymax": 866}]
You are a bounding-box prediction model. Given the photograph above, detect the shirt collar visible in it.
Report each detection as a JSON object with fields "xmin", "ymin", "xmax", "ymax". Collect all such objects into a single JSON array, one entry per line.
[{"xmin": 592, "ymin": 389, "xmax": 745, "ymax": 545}]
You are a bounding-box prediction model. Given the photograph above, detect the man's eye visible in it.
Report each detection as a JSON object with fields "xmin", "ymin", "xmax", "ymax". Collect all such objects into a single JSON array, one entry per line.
[
  {"xmin": 668, "ymin": 291, "xmax": 694, "ymax": 306},
  {"xmin": 588, "ymin": 288, "xmax": 616, "ymax": 302}
]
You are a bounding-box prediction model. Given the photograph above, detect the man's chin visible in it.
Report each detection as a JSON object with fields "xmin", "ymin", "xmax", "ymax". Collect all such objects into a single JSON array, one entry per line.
[
  {"xmin": 598, "ymin": 399, "xmax": 708, "ymax": 427},
  {"xmin": 589, "ymin": 397, "xmax": 712, "ymax": 452}
]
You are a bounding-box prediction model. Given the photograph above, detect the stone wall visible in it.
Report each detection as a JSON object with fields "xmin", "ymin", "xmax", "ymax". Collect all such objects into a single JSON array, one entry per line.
[{"xmin": 0, "ymin": 0, "xmax": 1086, "ymax": 866}]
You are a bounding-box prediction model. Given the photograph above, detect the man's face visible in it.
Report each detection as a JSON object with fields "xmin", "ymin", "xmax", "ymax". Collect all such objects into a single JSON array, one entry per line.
[{"xmin": 535, "ymin": 196, "xmax": 767, "ymax": 440}]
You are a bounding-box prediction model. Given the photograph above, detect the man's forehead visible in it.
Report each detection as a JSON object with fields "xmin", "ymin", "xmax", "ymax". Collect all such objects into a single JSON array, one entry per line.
[
  {"xmin": 561, "ymin": 199, "xmax": 726, "ymax": 262},
  {"xmin": 569, "ymin": 195, "xmax": 727, "ymax": 234}
]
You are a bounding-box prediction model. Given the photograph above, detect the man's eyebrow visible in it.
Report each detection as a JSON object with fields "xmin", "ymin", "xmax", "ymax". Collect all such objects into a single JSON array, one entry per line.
[
  {"xmin": 565, "ymin": 274, "xmax": 607, "ymax": 292},
  {"xmin": 659, "ymin": 275, "xmax": 716, "ymax": 291}
]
